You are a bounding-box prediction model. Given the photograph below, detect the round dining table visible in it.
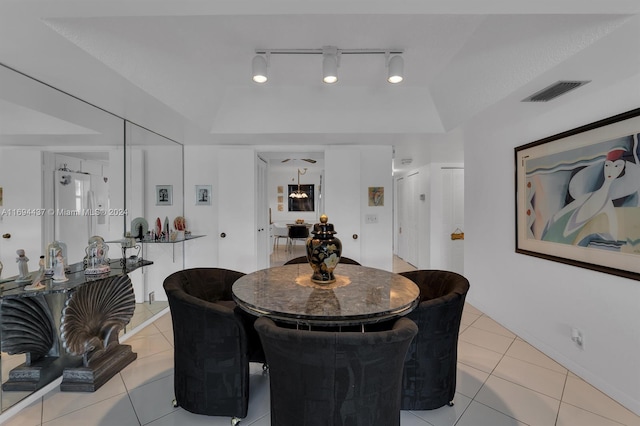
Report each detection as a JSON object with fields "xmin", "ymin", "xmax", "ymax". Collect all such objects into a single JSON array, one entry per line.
[{"xmin": 232, "ymin": 263, "xmax": 420, "ymax": 327}]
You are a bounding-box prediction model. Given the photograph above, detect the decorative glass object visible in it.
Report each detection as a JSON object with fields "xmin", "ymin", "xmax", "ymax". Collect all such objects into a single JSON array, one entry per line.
[
  {"xmin": 306, "ymin": 214, "xmax": 342, "ymax": 284},
  {"xmin": 84, "ymin": 236, "xmax": 111, "ymax": 275}
]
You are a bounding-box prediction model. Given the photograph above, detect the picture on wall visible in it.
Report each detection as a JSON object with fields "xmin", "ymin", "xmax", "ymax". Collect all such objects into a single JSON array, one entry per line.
[
  {"xmin": 195, "ymin": 185, "xmax": 211, "ymax": 206},
  {"xmin": 0, "ymin": 186, "xmax": 3, "ymax": 206},
  {"xmin": 368, "ymin": 187, "xmax": 384, "ymax": 206},
  {"xmin": 515, "ymin": 108, "xmax": 640, "ymax": 280},
  {"xmin": 288, "ymin": 184, "xmax": 314, "ymax": 212},
  {"xmin": 156, "ymin": 185, "xmax": 173, "ymax": 206}
]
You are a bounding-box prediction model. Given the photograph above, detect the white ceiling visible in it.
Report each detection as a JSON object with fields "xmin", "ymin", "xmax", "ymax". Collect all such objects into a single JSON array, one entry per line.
[{"xmin": 0, "ymin": 1, "xmax": 638, "ymax": 172}]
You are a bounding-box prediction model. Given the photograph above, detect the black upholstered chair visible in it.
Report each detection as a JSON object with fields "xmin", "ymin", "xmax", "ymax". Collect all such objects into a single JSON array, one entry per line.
[
  {"xmin": 284, "ymin": 255, "xmax": 361, "ymax": 265},
  {"xmin": 163, "ymin": 268, "xmax": 265, "ymax": 424},
  {"xmin": 398, "ymin": 269, "xmax": 470, "ymax": 410},
  {"xmin": 255, "ymin": 316, "xmax": 418, "ymax": 426},
  {"xmin": 286, "ymin": 224, "xmax": 309, "ymax": 251}
]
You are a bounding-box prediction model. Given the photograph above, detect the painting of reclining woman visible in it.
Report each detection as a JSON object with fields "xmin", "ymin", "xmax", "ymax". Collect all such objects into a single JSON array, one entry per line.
[{"xmin": 525, "ymin": 133, "xmax": 640, "ymax": 254}]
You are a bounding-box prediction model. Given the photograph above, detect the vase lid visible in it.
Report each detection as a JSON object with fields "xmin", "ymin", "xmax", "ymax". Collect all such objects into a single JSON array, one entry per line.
[{"xmin": 312, "ymin": 214, "xmax": 337, "ymax": 236}]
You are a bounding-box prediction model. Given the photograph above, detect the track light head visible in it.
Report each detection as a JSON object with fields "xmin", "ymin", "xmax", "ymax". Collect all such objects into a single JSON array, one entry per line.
[
  {"xmin": 387, "ymin": 54, "xmax": 404, "ymax": 84},
  {"xmin": 322, "ymin": 46, "xmax": 339, "ymax": 84},
  {"xmin": 252, "ymin": 54, "xmax": 268, "ymax": 83}
]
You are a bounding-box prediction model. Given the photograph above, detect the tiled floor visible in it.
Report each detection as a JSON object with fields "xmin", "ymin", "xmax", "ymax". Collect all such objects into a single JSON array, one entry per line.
[{"xmin": 2, "ymin": 251, "xmax": 639, "ymax": 425}]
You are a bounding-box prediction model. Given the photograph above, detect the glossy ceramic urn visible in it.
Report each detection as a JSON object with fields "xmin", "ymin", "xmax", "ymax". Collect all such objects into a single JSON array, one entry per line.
[{"xmin": 306, "ymin": 214, "xmax": 342, "ymax": 284}]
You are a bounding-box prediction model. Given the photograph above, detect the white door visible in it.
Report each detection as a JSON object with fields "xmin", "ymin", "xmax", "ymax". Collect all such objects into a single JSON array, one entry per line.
[
  {"xmin": 324, "ymin": 148, "xmax": 361, "ymax": 262},
  {"xmin": 396, "ymin": 176, "xmax": 407, "ymax": 260},
  {"xmin": 441, "ymin": 168, "xmax": 464, "ymax": 274},
  {"xmin": 404, "ymin": 172, "xmax": 420, "ymax": 267},
  {"xmin": 256, "ymin": 156, "xmax": 269, "ymax": 270},
  {"xmin": 218, "ymin": 148, "xmax": 257, "ymax": 273}
]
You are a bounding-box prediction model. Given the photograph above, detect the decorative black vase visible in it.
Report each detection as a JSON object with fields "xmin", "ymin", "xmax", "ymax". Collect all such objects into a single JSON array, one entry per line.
[{"xmin": 306, "ymin": 214, "xmax": 342, "ymax": 284}]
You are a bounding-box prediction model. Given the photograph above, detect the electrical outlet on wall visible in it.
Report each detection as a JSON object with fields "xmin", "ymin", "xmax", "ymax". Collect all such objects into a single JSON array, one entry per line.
[{"xmin": 365, "ymin": 214, "xmax": 378, "ymax": 224}]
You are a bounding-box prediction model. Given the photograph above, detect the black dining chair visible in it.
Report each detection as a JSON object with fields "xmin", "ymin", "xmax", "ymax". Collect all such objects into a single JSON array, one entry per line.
[
  {"xmin": 255, "ymin": 316, "xmax": 417, "ymax": 426},
  {"xmin": 284, "ymin": 255, "xmax": 361, "ymax": 265},
  {"xmin": 398, "ymin": 269, "xmax": 470, "ymax": 410},
  {"xmin": 287, "ymin": 225, "xmax": 309, "ymax": 252},
  {"xmin": 163, "ymin": 268, "xmax": 265, "ymax": 424}
]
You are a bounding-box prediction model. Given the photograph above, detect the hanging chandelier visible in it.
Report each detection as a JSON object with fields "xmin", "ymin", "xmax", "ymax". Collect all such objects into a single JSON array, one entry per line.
[{"xmin": 289, "ymin": 168, "xmax": 308, "ymax": 199}]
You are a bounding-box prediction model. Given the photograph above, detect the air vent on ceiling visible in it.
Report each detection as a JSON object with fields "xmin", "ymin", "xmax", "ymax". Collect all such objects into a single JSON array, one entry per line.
[{"xmin": 522, "ymin": 80, "xmax": 590, "ymax": 102}]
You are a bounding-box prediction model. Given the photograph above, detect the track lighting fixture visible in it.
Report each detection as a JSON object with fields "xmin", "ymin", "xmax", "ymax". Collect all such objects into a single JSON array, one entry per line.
[
  {"xmin": 252, "ymin": 54, "xmax": 268, "ymax": 83},
  {"xmin": 252, "ymin": 46, "xmax": 403, "ymax": 84},
  {"xmin": 322, "ymin": 46, "xmax": 339, "ymax": 84},
  {"xmin": 387, "ymin": 54, "xmax": 404, "ymax": 84}
]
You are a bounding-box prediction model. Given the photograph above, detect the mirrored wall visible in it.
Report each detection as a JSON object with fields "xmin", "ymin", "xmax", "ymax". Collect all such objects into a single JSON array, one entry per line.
[{"xmin": 0, "ymin": 64, "xmax": 182, "ymax": 412}]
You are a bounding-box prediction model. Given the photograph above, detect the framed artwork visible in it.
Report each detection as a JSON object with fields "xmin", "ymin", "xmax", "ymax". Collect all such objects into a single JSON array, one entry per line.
[
  {"xmin": 0, "ymin": 186, "xmax": 3, "ymax": 206},
  {"xmin": 195, "ymin": 185, "xmax": 212, "ymax": 206},
  {"xmin": 368, "ymin": 187, "xmax": 384, "ymax": 206},
  {"xmin": 288, "ymin": 184, "xmax": 315, "ymax": 212},
  {"xmin": 277, "ymin": 186, "xmax": 283, "ymax": 194},
  {"xmin": 156, "ymin": 185, "xmax": 173, "ymax": 206},
  {"xmin": 515, "ymin": 108, "xmax": 640, "ymax": 280},
  {"xmin": 277, "ymin": 195, "xmax": 284, "ymax": 203}
]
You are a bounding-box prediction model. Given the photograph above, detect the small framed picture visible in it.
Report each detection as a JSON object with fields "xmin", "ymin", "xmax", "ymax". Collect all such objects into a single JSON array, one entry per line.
[
  {"xmin": 195, "ymin": 185, "xmax": 212, "ymax": 206},
  {"xmin": 277, "ymin": 186, "xmax": 283, "ymax": 194},
  {"xmin": 368, "ymin": 187, "xmax": 384, "ymax": 206},
  {"xmin": 156, "ymin": 185, "xmax": 173, "ymax": 206}
]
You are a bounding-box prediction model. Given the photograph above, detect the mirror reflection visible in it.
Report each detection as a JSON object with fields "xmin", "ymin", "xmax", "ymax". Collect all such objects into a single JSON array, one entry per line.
[{"xmin": 0, "ymin": 65, "xmax": 176, "ymax": 412}]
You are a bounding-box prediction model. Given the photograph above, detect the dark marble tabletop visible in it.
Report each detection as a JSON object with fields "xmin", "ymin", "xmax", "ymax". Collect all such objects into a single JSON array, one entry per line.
[{"xmin": 232, "ymin": 263, "xmax": 420, "ymax": 326}]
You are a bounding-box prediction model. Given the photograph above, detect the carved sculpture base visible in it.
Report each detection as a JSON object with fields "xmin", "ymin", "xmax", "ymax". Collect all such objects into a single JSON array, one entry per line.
[
  {"xmin": 60, "ymin": 344, "xmax": 137, "ymax": 392},
  {"xmin": 2, "ymin": 356, "xmax": 82, "ymax": 392}
]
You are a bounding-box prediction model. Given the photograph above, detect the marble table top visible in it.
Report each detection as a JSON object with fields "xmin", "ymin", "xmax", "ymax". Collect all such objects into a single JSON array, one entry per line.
[{"xmin": 232, "ymin": 263, "xmax": 420, "ymax": 326}]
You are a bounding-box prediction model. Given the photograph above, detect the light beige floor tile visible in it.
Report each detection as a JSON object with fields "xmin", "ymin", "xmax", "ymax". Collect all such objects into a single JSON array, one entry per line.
[
  {"xmin": 153, "ymin": 312, "xmax": 173, "ymax": 333},
  {"xmin": 557, "ymin": 402, "xmax": 628, "ymax": 426},
  {"xmin": 463, "ymin": 303, "xmax": 482, "ymax": 316},
  {"xmin": 475, "ymin": 375, "xmax": 560, "ymax": 426},
  {"xmin": 42, "ymin": 374, "xmax": 127, "ymax": 422},
  {"xmin": 41, "ymin": 392, "xmax": 138, "ymax": 426},
  {"xmin": 460, "ymin": 311, "xmax": 481, "ymax": 327},
  {"xmin": 119, "ymin": 348, "xmax": 174, "ymax": 391},
  {"xmin": 130, "ymin": 322, "xmax": 161, "ymax": 338},
  {"xmin": 492, "ymin": 355, "xmax": 566, "ymax": 400},
  {"xmin": 471, "ymin": 316, "xmax": 516, "ymax": 339},
  {"xmin": 456, "ymin": 401, "xmax": 528, "ymax": 426},
  {"xmin": 0, "ymin": 398, "xmax": 42, "ymax": 426},
  {"xmin": 505, "ymin": 339, "xmax": 567, "ymax": 374},
  {"xmin": 459, "ymin": 326, "xmax": 515, "ymax": 355},
  {"xmin": 457, "ymin": 362, "xmax": 490, "ymax": 400},
  {"xmin": 400, "ymin": 411, "xmax": 434, "ymax": 425},
  {"xmin": 457, "ymin": 340, "xmax": 504, "ymax": 374},
  {"xmin": 127, "ymin": 330, "xmax": 173, "ymax": 359},
  {"xmin": 562, "ymin": 375, "xmax": 640, "ymax": 426},
  {"xmin": 408, "ymin": 393, "xmax": 471, "ymax": 426},
  {"xmin": 128, "ymin": 374, "xmax": 178, "ymax": 425}
]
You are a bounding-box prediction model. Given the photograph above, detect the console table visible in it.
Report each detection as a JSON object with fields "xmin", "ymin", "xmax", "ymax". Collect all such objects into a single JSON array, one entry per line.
[{"xmin": 0, "ymin": 259, "xmax": 151, "ymax": 393}]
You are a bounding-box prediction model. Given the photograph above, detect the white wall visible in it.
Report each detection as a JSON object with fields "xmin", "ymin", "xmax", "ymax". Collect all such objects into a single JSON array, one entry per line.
[{"xmin": 464, "ymin": 73, "xmax": 640, "ymax": 415}]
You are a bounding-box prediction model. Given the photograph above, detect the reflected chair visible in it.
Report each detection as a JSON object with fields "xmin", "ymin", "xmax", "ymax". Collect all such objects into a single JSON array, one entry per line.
[
  {"xmin": 286, "ymin": 224, "xmax": 309, "ymax": 252},
  {"xmin": 272, "ymin": 223, "xmax": 289, "ymax": 250},
  {"xmin": 255, "ymin": 316, "xmax": 418, "ymax": 426},
  {"xmin": 163, "ymin": 268, "xmax": 265, "ymax": 424},
  {"xmin": 398, "ymin": 270, "xmax": 470, "ymax": 410},
  {"xmin": 284, "ymin": 255, "xmax": 361, "ymax": 265}
]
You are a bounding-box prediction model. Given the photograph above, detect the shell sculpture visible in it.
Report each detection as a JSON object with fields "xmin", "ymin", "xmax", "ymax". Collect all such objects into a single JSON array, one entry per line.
[
  {"xmin": 60, "ymin": 274, "xmax": 135, "ymax": 366},
  {"xmin": 0, "ymin": 295, "xmax": 56, "ymax": 360}
]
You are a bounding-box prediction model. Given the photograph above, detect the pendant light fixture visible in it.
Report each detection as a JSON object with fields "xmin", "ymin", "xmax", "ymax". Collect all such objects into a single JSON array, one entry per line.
[{"xmin": 289, "ymin": 168, "xmax": 309, "ymax": 199}]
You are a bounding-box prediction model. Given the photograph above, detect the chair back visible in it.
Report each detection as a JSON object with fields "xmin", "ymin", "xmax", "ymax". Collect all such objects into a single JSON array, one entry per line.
[
  {"xmin": 288, "ymin": 225, "xmax": 309, "ymax": 239},
  {"xmin": 284, "ymin": 255, "xmax": 361, "ymax": 265},
  {"xmin": 398, "ymin": 269, "xmax": 470, "ymax": 410},
  {"xmin": 162, "ymin": 268, "xmax": 252, "ymax": 418},
  {"xmin": 256, "ymin": 317, "xmax": 417, "ymax": 426}
]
